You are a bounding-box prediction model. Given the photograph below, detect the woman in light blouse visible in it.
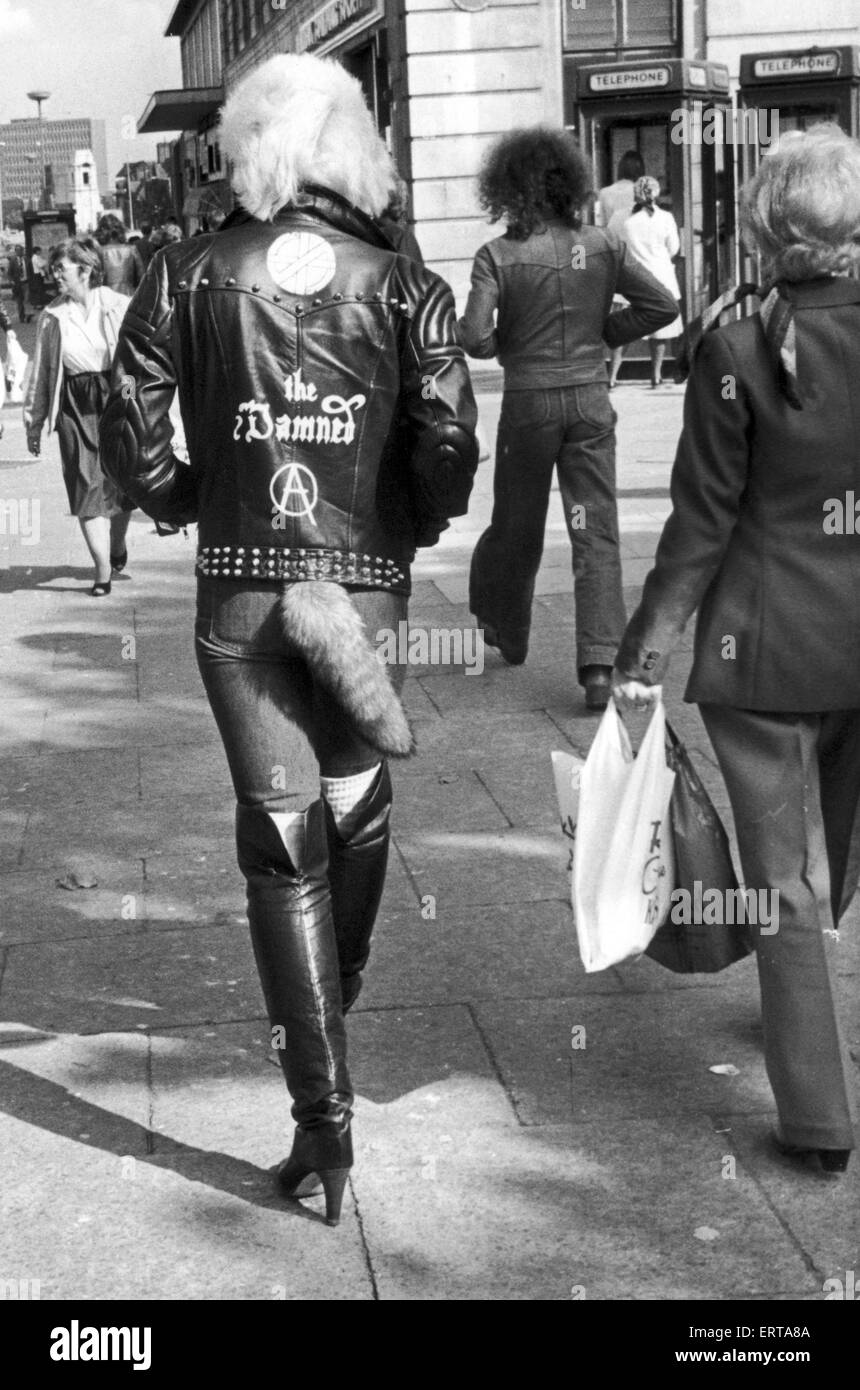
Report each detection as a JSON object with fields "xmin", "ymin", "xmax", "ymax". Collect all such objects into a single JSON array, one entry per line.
[{"xmin": 24, "ymin": 237, "xmax": 133, "ymax": 595}]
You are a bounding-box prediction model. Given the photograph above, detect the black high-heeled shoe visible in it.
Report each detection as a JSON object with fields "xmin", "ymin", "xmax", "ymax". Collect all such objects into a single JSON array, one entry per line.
[
  {"xmin": 771, "ymin": 1128, "xmax": 851, "ymax": 1173},
  {"xmin": 110, "ymin": 549, "xmax": 128, "ymax": 573},
  {"xmin": 277, "ymin": 1122, "xmax": 353, "ymax": 1226},
  {"xmin": 90, "ymin": 579, "xmax": 112, "ymax": 597}
]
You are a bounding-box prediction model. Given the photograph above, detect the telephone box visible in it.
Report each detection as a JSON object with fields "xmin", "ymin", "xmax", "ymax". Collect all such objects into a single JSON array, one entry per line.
[
  {"xmin": 576, "ymin": 58, "xmax": 735, "ymax": 323},
  {"xmin": 22, "ymin": 208, "xmax": 76, "ymax": 307},
  {"xmin": 737, "ymin": 46, "xmax": 860, "ymax": 284}
]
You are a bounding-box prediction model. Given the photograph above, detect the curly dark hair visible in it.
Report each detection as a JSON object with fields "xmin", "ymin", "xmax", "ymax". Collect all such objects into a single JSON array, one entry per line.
[
  {"xmin": 478, "ymin": 127, "xmax": 590, "ymax": 240},
  {"xmin": 95, "ymin": 213, "xmax": 127, "ymax": 245}
]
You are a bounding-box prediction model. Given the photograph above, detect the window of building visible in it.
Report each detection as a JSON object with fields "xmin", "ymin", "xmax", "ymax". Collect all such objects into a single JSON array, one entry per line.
[{"xmin": 563, "ymin": 0, "xmax": 676, "ymax": 53}]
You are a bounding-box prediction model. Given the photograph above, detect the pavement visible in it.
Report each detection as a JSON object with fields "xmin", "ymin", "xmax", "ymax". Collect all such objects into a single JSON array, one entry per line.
[{"xmin": 0, "ymin": 309, "xmax": 858, "ymax": 1302}]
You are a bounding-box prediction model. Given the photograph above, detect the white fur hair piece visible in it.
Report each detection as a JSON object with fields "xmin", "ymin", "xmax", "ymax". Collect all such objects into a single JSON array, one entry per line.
[
  {"xmin": 219, "ymin": 52, "xmax": 397, "ymax": 221},
  {"xmin": 277, "ymin": 581, "xmax": 414, "ymax": 758}
]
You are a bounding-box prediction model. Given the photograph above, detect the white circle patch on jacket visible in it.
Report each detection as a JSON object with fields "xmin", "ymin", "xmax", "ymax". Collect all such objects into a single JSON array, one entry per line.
[{"xmin": 267, "ymin": 233, "xmax": 336, "ymax": 295}]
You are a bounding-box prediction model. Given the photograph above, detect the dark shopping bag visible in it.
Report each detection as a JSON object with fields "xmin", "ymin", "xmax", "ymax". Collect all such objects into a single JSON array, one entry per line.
[{"xmin": 645, "ymin": 721, "xmax": 754, "ymax": 974}]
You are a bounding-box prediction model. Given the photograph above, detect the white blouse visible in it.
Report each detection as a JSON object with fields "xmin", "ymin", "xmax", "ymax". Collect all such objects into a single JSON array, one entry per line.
[
  {"xmin": 59, "ymin": 288, "xmax": 129, "ymax": 375},
  {"xmin": 608, "ymin": 206, "xmax": 682, "ymax": 299}
]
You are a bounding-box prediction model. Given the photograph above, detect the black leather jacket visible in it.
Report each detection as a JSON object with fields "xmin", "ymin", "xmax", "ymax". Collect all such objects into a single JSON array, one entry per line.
[
  {"xmin": 100, "ymin": 188, "xmax": 478, "ymax": 593},
  {"xmin": 458, "ymin": 222, "xmax": 679, "ymax": 388}
]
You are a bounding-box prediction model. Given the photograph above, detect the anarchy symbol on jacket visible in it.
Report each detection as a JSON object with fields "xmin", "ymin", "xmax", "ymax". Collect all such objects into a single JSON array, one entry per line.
[{"xmin": 269, "ymin": 461, "xmax": 319, "ymax": 522}]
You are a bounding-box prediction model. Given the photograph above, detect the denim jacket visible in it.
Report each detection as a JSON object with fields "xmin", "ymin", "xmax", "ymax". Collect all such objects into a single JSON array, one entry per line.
[{"xmin": 458, "ymin": 221, "xmax": 679, "ymax": 389}]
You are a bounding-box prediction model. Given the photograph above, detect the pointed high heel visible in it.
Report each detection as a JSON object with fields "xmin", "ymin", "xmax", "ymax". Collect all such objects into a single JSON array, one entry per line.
[
  {"xmin": 110, "ymin": 548, "xmax": 128, "ymax": 573},
  {"xmin": 90, "ymin": 579, "xmax": 112, "ymax": 597},
  {"xmin": 277, "ymin": 1121, "xmax": 353, "ymax": 1225}
]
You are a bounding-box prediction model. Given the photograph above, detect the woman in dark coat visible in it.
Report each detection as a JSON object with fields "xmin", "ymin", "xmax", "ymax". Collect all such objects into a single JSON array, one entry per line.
[{"xmin": 613, "ymin": 125, "xmax": 860, "ymax": 1173}]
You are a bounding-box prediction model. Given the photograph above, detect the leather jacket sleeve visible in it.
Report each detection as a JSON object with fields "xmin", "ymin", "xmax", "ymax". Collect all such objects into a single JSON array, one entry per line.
[
  {"xmin": 457, "ymin": 244, "xmax": 499, "ymax": 359},
  {"xmin": 398, "ymin": 261, "xmax": 479, "ymax": 546},
  {"xmin": 99, "ymin": 254, "xmax": 198, "ymax": 525},
  {"xmin": 22, "ymin": 309, "xmax": 59, "ymax": 437},
  {"xmin": 604, "ymin": 236, "xmax": 679, "ymax": 347}
]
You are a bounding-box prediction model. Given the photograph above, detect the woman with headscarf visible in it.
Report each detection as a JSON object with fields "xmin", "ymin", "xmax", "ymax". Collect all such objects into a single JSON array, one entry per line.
[
  {"xmin": 609, "ymin": 176, "xmax": 683, "ymax": 387},
  {"xmin": 101, "ymin": 53, "xmax": 478, "ymax": 1225},
  {"xmin": 612, "ymin": 126, "xmax": 860, "ymax": 1175}
]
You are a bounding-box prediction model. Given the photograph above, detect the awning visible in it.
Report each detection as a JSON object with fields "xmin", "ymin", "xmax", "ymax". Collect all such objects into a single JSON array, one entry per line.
[{"xmin": 138, "ymin": 87, "xmax": 223, "ymax": 134}]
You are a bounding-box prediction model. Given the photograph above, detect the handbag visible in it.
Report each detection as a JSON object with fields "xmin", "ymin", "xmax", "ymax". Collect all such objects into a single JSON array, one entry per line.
[{"xmin": 645, "ymin": 721, "xmax": 754, "ymax": 973}]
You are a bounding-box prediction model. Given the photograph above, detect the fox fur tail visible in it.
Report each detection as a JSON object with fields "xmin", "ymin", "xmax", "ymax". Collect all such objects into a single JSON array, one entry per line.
[{"xmin": 277, "ymin": 581, "xmax": 414, "ymax": 758}]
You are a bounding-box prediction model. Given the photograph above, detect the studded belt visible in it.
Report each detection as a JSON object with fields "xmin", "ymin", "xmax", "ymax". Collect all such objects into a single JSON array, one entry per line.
[{"xmin": 196, "ymin": 544, "xmax": 408, "ymax": 589}]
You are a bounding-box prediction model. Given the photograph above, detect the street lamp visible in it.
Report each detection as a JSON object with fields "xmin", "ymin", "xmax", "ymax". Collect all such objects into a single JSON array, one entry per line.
[{"xmin": 27, "ymin": 89, "xmax": 51, "ymax": 210}]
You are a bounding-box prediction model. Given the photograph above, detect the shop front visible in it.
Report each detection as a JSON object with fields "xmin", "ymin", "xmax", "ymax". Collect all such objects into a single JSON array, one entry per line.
[{"xmin": 576, "ymin": 58, "xmax": 735, "ymax": 321}]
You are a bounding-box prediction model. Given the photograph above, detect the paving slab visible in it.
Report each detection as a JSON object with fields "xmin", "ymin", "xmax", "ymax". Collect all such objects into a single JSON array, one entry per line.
[
  {"xmin": 0, "ymin": 1109, "xmax": 372, "ymax": 1299},
  {"xmin": 473, "ymin": 982, "xmax": 778, "ymax": 1126},
  {"xmin": 0, "ymin": 925, "xmax": 264, "ymax": 1034},
  {"xmin": 0, "ymin": 861, "xmax": 147, "ymax": 945},
  {"xmin": 353, "ymin": 1110, "xmax": 816, "ymax": 1301},
  {"xmin": 18, "ymin": 794, "xmax": 236, "ymax": 869},
  {"xmin": 395, "ymin": 826, "xmax": 566, "ymax": 914},
  {"xmin": 388, "ymin": 766, "xmax": 509, "ymax": 833},
  {"xmin": 357, "ymin": 900, "xmax": 627, "ymax": 1011}
]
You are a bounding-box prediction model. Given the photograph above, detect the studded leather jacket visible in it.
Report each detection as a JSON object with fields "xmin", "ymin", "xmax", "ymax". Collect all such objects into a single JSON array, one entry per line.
[{"xmin": 100, "ymin": 188, "xmax": 479, "ymax": 593}]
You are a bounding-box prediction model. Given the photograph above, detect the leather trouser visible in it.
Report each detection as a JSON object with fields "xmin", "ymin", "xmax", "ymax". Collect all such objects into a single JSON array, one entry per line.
[{"xmin": 236, "ymin": 799, "xmax": 352, "ymax": 1131}]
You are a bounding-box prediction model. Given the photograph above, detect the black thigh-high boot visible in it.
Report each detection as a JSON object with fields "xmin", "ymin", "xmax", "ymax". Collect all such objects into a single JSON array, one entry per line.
[
  {"xmin": 323, "ymin": 762, "xmax": 392, "ymax": 1013},
  {"xmin": 236, "ymin": 800, "xmax": 353, "ymax": 1225}
]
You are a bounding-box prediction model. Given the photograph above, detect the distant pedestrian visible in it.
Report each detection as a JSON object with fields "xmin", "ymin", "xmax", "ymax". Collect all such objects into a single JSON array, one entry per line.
[
  {"xmin": 94, "ymin": 214, "xmax": 145, "ymax": 298},
  {"xmin": 161, "ymin": 217, "xmax": 184, "ymax": 244},
  {"xmin": 596, "ymin": 151, "xmax": 645, "ymax": 388},
  {"xmin": 609, "ymin": 176, "xmax": 683, "ymax": 387},
  {"xmin": 135, "ymin": 220, "xmax": 157, "ymax": 269},
  {"xmin": 8, "ymin": 246, "xmax": 29, "ymax": 322},
  {"xmin": 594, "ymin": 149, "xmax": 644, "ymax": 228},
  {"xmin": 23, "ymin": 236, "xmax": 133, "ymax": 595},
  {"xmin": 613, "ymin": 125, "xmax": 860, "ymax": 1175},
  {"xmin": 30, "ymin": 245, "xmax": 47, "ymax": 307},
  {"xmin": 458, "ymin": 126, "xmax": 677, "ymax": 708},
  {"xmin": 0, "ymin": 300, "xmax": 9, "ymax": 436}
]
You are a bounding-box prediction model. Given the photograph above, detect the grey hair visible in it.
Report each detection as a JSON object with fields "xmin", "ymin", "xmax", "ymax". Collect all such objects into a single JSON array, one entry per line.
[
  {"xmin": 740, "ymin": 124, "xmax": 860, "ymax": 282},
  {"xmin": 219, "ymin": 52, "xmax": 397, "ymax": 221}
]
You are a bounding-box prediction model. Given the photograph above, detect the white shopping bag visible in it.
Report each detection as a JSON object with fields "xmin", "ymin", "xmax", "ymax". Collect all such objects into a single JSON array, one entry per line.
[
  {"xmin": 551, "ymin": 749, "xmax": 584, "ymax": 876},
  {"xmin": 569, "ymin": 697, "xmax": 675, "ymax": 972}
]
